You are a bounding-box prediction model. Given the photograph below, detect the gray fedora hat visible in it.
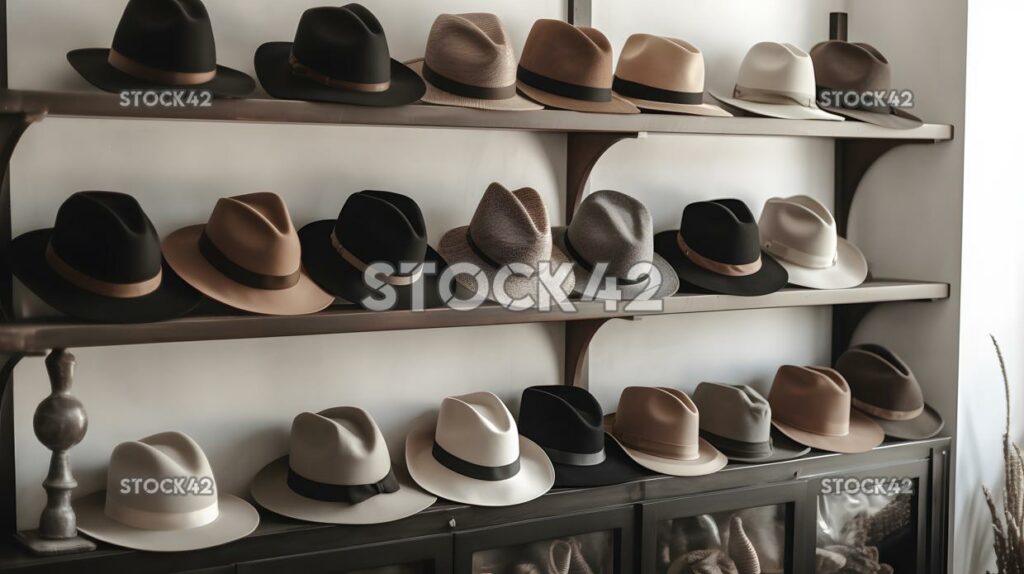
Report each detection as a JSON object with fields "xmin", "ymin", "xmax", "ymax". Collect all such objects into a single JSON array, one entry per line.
[
  {"xmin": 692, "ymin": 383, "xmax": 810, "ymax": 463},
  {"xmin": 553, "ymin": 190, "xmax": 679, "ymax": 301}
]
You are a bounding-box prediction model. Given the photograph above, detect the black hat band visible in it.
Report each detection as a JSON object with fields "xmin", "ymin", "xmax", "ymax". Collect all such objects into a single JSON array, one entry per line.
[
  {"xmin": 46, "ymin": 241, "xmax": 162, "ymax": 298},
  {"xmin": 286, "ymin": 465, "xmax": 400, "ymax": 504},
  {"xmin": 542, "ymin": 444, "xmax": 606, "ymax": 467},
  {"xmin": 289, "ymin": 52, "xmax": 390, "ymax": 93},
  {"xmin": 432, "ymin": 441, "xmax": 520, "ymax": 481},
  {"xmin": 422, "ymin": 62, "xmax": 517, "ymax": 100},
  {"xmin": 199, "ymin": 231, "xmax": 301, "ymax": 290},
  {"xmin": 612, "ymin": 76, "xmax": 704, "ymax": 105},
  {"xmin": 517, "ymin": 65, "xmax": 612, "ymax": 102},
  {"xmin": 108, "ymin": 49, "xmax": 216, "ymax": 86},
  {"xmin": 329, "ymin": 230, "xmax": 422, "ymax": 286}
]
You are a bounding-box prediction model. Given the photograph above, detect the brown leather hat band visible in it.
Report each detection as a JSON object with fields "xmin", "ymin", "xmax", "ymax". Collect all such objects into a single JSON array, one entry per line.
[
  {"xmin": 852, "ymin": 398, "xmax": 923, "ymax": 421},
  {"xmin": 108, "ymin": 49, "xmax": 216, "ymax": 86},
  {"xmin": 422, "ymin": 62, "xmax": 516, "ymax": 100},
  {"xmin": 615, "ymin": 429, "xmax": 698, "ymax": 460},
  {"xmin": 329, "ymin": 231, "xmax": 422, "ymax": 287},
  {"xmin": 733, "ymin": 84, "xmax": 814, "ymax": 108},
  {"xmin": 677, "ymin": 233, "xmax": 762, "ymax": 277},
  {"xmin": 288, "ymin": 53, "xmax": 390, "ymax": 93},
  {"xmin": 199, "ymin": 231, "xmax": 300, "ymax": 290},
  {"xmin": 46, "ymin": 242, "xmax": 162, "ymax": 299},
  {"xmin": 517, "ymin": 65, "xmax": 611, "ymax": 102}
]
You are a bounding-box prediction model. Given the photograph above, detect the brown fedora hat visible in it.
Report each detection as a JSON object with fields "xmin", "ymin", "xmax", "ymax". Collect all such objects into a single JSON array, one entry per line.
[
  {"xmin": 164, "ymin": 192, "xmax": 334, "ymax": 316},
  {"xmin": 517, "ymin": 19, "xmax": 639, "ymax": 114},
  {"xmin": 768, "ymin": 365, "xmax": 883, "ymax": 453},
  {"xmin": 613, "ymin": 34, "xmax": 730, "ymax": 117}
]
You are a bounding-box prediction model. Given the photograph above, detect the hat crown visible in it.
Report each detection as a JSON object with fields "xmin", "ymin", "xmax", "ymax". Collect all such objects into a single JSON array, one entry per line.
[
  {"xmin": 50, "ymin": 191, "xmax": 163, "ymax": 285},
  {"xmin": 520, "ymin": 19, "xmax": 614, "ymax": 90},
  {"xmin": 435, "ymin": 392, "xmax": 520, "ymax": 468},
  {"xmin": 291, "ymin": 4, "xmax": 392, "ymax": 85},
  {"xmin": 425, "ymin": 13, "xmax": 517, "ymax": 89},
  {"xmin": 680, "ymin": 200, "xmax": 762, "ymax": 265},
  {"xmin": 204, "ymin": 192, "xmax": 301, "ymax": 278},
  {"xmin": 518, "ymin": 385, "xmax": 605, "ymax": 456},
  {"xmin": 567, "ymin": 190, "xmax": 654, "ymax": 278},
  {"xmin": 768, "ymin": 366, "xmax": 852, "ymax": 436},
  {"xmin": 758, "ymin": 195, "xmax": 839, "ymax": 268},
  {"xmin": 614, "ymin": 387, "xmax": 700, "ymax": 453},
  {"xmin": 334, "ymin": 191, "xmax": 428, "ymax": 268},
  {"xmin": 468, "ymin": 183, "xmax": 553, "ymax": 266},
  {"xmin": 288, "ymin": 407, "xmax": 392, "ymax": 486},
  {"xmin": 111, "ymin": 0, "xmax": 217, "ymax": 74},
  {"xmin": 836, "ymin": 344, "xmax": 924, "ymax": 413},
  {"xmin": 692, "ymin": 383, "xmax": 772, "ymax": 444},
  {"xmin": 735, "ymin": 42, "xmax": 817, "ymax": 104},
  {"xmin": 615, "ymin": 34, "xmax": 706, "ymax": 93},
  {"xmin": 811, "ymin": 41, "xmax": 892, "ymax": 92}
]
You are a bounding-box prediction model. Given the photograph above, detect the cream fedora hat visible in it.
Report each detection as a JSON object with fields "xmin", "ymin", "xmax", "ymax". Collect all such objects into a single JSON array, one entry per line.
[
  {"xmin": 711, "ymin": 42, "xmax": 844, "ymax": 121},
  {"xmin": 407, "ymin": 13, "xmax": 542, "ymax": 112},
  {"xmin": 758, "ymin": 195, "xmax": 868, "ymax": 290},
  {"xmin": 613, "ymin": 34, "xmax": 730, "ymax": 117},
  {"xmin": 405, "ymin": 392, "xmax": 554, "ymax": 507},
  {"xmin": 251, "ymin": 407, "xmax": 436, "ymax": 524},
  {"xmin": 74, "ymin": 431, "xmax": 259, "ymax": 552}
]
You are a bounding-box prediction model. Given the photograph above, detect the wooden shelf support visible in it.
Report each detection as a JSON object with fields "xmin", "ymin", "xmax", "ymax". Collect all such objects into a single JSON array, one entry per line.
[{"xmin": 566, "ymin": 132, "xmax": 638, "ymax": 223}]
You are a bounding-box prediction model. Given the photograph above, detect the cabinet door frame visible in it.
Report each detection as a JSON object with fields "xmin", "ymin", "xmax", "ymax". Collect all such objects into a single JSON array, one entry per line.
[{"xmin": 236, "ymin": 533, "xmax": 452, "ymax": 574}]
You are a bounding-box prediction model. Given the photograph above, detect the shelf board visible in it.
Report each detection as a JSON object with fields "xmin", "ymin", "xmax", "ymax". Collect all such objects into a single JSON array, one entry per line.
[
  {"xmin": 0, "ymin": 89, "xmax": 953, "ymax": 141},
  {"xmin": 0, "ymin": 280, "xmax": 948, "ymax": 353}
]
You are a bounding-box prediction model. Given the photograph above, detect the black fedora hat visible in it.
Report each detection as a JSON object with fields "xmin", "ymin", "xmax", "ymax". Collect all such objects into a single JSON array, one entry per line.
[
  {"xmin": 255, "ymin": 4, "xmax": 425, "ymax": 107},
  {"xmin": 299, "ymin": 191, "xmax": 451, "ymax": 310},
  {"xmin": 518, "ymin": 385, "xmax": 649, "ymax": 488},
  {"xmin": 12, "ymin": 192, "xmax": 203, "ymax": 323},
  {"xmin": 67, "ymin": 0, "xmax": 255, "ymax": 98},
  {"xmin": 654, "ymin": 199, "xmax": 788, "ymax": 296}
]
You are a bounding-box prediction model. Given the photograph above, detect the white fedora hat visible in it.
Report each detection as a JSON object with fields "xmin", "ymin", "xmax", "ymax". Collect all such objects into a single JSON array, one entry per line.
[
  {"xmin": 758, "ymin": 195, "xmax": 868, "ymax": 290},
  {"xmin": 405, "ymin": 392, "xmax": 554, "ymax": 506},
  {"xmin": 711, "ymin": 42, "xmax": 844, "ymax": 121},
  {"xmin": 251, "ymin": 407, "xmax": 436, "ymax": 525},
  {"xmin": 74, "ymin": 431, "xmax": 259, "ymax": 552}
]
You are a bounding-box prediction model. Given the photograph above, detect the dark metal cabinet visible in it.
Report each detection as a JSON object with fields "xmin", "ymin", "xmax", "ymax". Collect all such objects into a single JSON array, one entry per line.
[{"xmin": 235, "ymin": 534, "xmax": 452, "ymax": 574}]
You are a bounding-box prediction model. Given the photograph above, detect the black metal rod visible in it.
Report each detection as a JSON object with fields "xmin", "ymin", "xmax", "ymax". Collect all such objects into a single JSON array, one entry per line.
[{"xmin": 830, "ymin": 12, "xmax": 849, "ymax": 41}]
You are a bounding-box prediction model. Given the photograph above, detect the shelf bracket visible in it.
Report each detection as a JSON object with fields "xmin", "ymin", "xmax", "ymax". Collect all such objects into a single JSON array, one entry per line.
[
  {"xmin": 0, "ymin": 111, "xmax": 45, "ymax": 320},
  {"xmin": 565, "ymin": 316, "xmax": 642, "ymax": 389},
  {"xmin": 566, "ymin": 132, "xmax": 638, "ymax": 224},
  {"xmin": 830, "ymin": 303, "xmax": 877, "ymax": 365}
]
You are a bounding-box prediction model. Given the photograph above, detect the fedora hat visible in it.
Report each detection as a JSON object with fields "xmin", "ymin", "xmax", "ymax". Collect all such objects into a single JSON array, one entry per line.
[
  {"xmin": 711, "ymin": 42, "xmax": 844, "ymax": 121},
  {"xmin": 438, "ymin": 183, "xmax": 574, "ymax": 305},
  {"xmin": 163, "ymin": 192, "xmax": 334, "ymax": 316},
  {"xmin": 406, "ymin": 13, "xmax": 542, "ymax": 112},
  {"xmin": 12, "ymin": 192, "xmax": 203, "ymax": 323},
  {"xmin": 518, "ymin": 386, "xmax": 648, "ymax": 488},
  {"xmin": 517, "ymin": 20, "xmax": 639, "ymax": 114},
  {"xmin": 74, "ymin": 431, "xmax": 259, "ymax": 552},
  {"xmin": 768, "ymin": 365, "xmax": 884, "ymax": 453},
  {"xmin": 67, "ymin": 0, "xmax": 255, "ymax": 98},
  {"xmin": 613, "ymin": 34, "xmax": 730, "ymax": 117},
  {"xmin": 835, "ymin": 344, "xmax": 944, "ymax": 440},
  {"xmin": 758, "ymin": 195, "xmax": 868, "ymax": 290},
  {"xmin": 553, "ymin": 190, "xmax": 678, "ymax": 301},
  {"xmin": 251, "ymin": 407, "xmax": 435, "ymax": 524},
  {"xmin": 692, "ymin": 383, "xmax": 810, "ymax": 463},
  {"xmin": 604, "ymin": 387, "xmax": 726, "ymax": 477},
  {"xmin": 811, "ymin": 41, "xmax": 923, "ymax": 129},
  {"xmin": 255, "ymin": 4, "xmax": 425, "ymax": 107},
  {"xmin": 299, "ymin": 191, "xmax": 451, "ymax": 310},
  {"xmin": 405, "ymin": 392, "xmax": 554, "ymax": 506},
  {"xmin": 654, "ymin": 199, "xmax": 789, "ymax": 296}
]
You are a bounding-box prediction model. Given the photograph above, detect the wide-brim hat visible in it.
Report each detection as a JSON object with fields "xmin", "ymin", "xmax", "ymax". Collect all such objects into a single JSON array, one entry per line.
[
  {"xmin": 68, "ymin": 49, "xmax": 255, "ymax": 98},
  {"xmin": 771, "ymin": 409, "xmax": 883, "ymax": 454},
  {"xmin": 406, "ymin": 59, "xmax": 541, "ymax": 112},
  {"xmin": 704, "ymin": 428, "xmax": 810, "ymax": 464},
  {"xmin": 775, "ymin": 237, "xmax": 867, "ymax": 290},
  {"xmin": 603, "ymin": 414, "xmax": 726, "ymax": 477},
  {"xmin": 553, "ymin": 228, "xmax": 678, "ymax": 300},
  {"xmin": 654, "ymin": 230, "xmax": 788, "ymax": 297},
  {"xmin": 710, "ymin": 90, "xmax": 844, "ymax": 121},
  {"xmin": 868, "ymin": 403, "xmax": 944, "ymax": 440}
]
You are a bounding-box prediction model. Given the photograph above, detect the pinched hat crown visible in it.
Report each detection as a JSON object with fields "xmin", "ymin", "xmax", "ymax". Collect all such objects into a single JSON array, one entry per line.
[
  {"xmin": 518, "ymin": 385, "xmax": 605, "ymax": 460},
  {"xmin": 734, "ymin": 42, "xmax": 818, "ymax": 107},
  {"xmin": 519, "ymin": 19, "xmax": 615, "ymax": 92},
  {"xmin": 110, "ymin": 0, "xmax": 217, "ymax": 77},
  {"xmin": 811, "ymin": 41, "xmax": 893, "ymax": 94},
  {"xmin": 289, "ymin": 407, "xmax": 392, "ymax": 487},
  {"xmin": 424, "ymin": 13, "xmax": 517, "ymax": 90},
  {"xmin": 758, "ymin": 195, "xmax": 839, "ymax": 269},
  {"xmin": 692, "ymin": 383, "xmax": 772, "ymax": 444},
  {"xmin": 768, "ymin": 366, "xmax": 853, "ymax": 436},
  {"xmin": 615, "ymin": 34, "xmax": 707, "ymax": 94},
  {"xmin": 566, "ymin": 190, "xmax": 655, "ymax": 279},
  {"xmin": 290, "ymin": 4, "xmax": 392, "ymax": 87},
  {"xmin": 435, "ymin": 392, "xmax": 521, "ymax": 469},
  {"xmin": 836, "ymin": 344, "xmax": 925, "ymax": 419},
  {"xmin": 680, "ymin": 200, "xmax": 762, "ymax": 266},
  {"xmin": 467, "ymin": 183, "xmax": 553, "ymax": 267},
  {"xmin": 613, "ymin": 387, "xmax": 701, "ymax": 460},
  {"xmin": 202, "ymin": 192, "xmax": 302, "ymax": 282}
]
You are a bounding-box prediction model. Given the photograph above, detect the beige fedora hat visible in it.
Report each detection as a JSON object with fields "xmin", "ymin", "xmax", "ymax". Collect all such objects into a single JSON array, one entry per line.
[
  {"xmin": 604, "ymin": 386, "xmax": 726, "ymax": 477},
  {"xmin": 405, "ymin": 391, "xmax": 555, "ymax": 507},
  {"xmin": 163, "ymin": 192, "xmax": 335, "ymax": 316},
  {"xmin": 517, "ymin": 19, "xmax": 639, "ymax": 114},
  {"xmin": 711, "ymin": 42, "xmax": 844, "ymax": 121},
  {"xmin": 613, "ymin": 34, "xmax": 730, "ymax": 117},
  {"xmin": 74, "ymin": 431, "xmax": 259, "ymax": 552},
  {"xmin": 251, "ymin": 406, "xmax": 436, "ymax": 525},
  {"xmin": 768, "ymin": 365, "xmax": 884, "ymax": 454},
  {"xmin": 406, "ymin": 13, "xmax": 542, "ymax": 112},
  {"xmin": 758, "ymin": 195, "xmax": 868, "ymax": 290}
]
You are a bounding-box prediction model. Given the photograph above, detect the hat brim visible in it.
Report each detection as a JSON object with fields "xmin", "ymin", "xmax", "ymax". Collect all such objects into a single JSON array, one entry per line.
[
  {"xmin": 299, "ymin": 220, "xmax": 453, "ymax": 310},
  {"xmin": 437, "ymin": 226, "xmax": 575, "ymax": 304},
  {"xmin": 517, "ymin": 81, "xmax": 640, "ymax": 114},
  {"xmin": 255, "ymin": 42, "xmax": 425, "ymax": 107},
  {"xmin": 552, "ymin": 227, "xmax": 679, "ymax": 301},
  {"xmin": 774, "ymin": 237, "xmax": 868, "ymax": 290},
  {"xmin": 653, "ymin": 230, "xmax": 789, "ymax": 297},
  {"xmin": 859, "ymin": 403, "xmax": 945, "ymax": 441},
  {"xmin": 771, "ymin": 409, "xmax": 884, "ymax": 454},
  {"xmin": 822, "ymin": 106, "xmax": 923, "ymax": 129},
  {"xmin": 163, "ymin": 224, "xmax": 335, "ymax": 316},
  {"xmin": 250, "ymin": 457, "xmax": 436, "ymax": 524},
  {"xmin": 67, "ymin": 48, "xmax": 256, "ymax": 99},
  {"xmin": 619, "ymin": 94, "xmax": 733, "ymax": 117},
  {"xmin": 405, "ymin": 60, "xmax": 543, "ymax": 112},
  {"xmin": 73, "ymin": 492, "xmax": 259, "ymax": 552},
  {"xmin": 551, "ymin": 433, "xmax": 651, "ymax": 488},
  {"xmin": 703, "ymin": 428, "xmax": 811, "ymax": 464},
  {"xmin": 404, "ymin": 423, "xmax": 555, "ymax": 506},
  {"xmin": 710, "ymin": 91, "xmax": 845, "ymax": 121},
  {"xmin": 603, "ymin": 414, "xmax": 727, "ymax": 477},
  {"xmin": 11, "ymin": 229, "xmax": 204, "ymax": 323}
]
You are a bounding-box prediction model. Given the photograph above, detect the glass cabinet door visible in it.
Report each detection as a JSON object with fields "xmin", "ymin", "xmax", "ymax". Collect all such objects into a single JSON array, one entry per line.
[{"xmin": 236, "ymin": 534, "xmax": 451, "ymax": 574}]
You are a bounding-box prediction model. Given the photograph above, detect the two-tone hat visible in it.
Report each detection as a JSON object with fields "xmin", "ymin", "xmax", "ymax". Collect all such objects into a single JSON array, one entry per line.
[
  {"xmin": 68, "ymin": 0, "xmax": 255, "ymax": 98},
  {"xmin": 835, "ymin": 344, "xmax": 944, "ymax": 439},
  {"xmin": 768, "ymin": 365, "xmax": 884, "ymax": 453},
  {"xmin": 406, "ymin": 392, "xmax": 555, "ymax": 506},
  {"xmin": 251, "ymin": 407, "xmax": 435, "ymax": 524},
  {"xmin": 691, "ymin": 382, "xmax": 810, "ymax": 463},
  {"xmin": 407, "ymin": 13, "xmax": 542, "ymax": 112},
  {"xmin": 74, "ymin": 432, "xmax": 259, "ymax": 552},
  {"xmin": 613, "ymin": 34, "xmax": 731, "ymax": 117}
]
